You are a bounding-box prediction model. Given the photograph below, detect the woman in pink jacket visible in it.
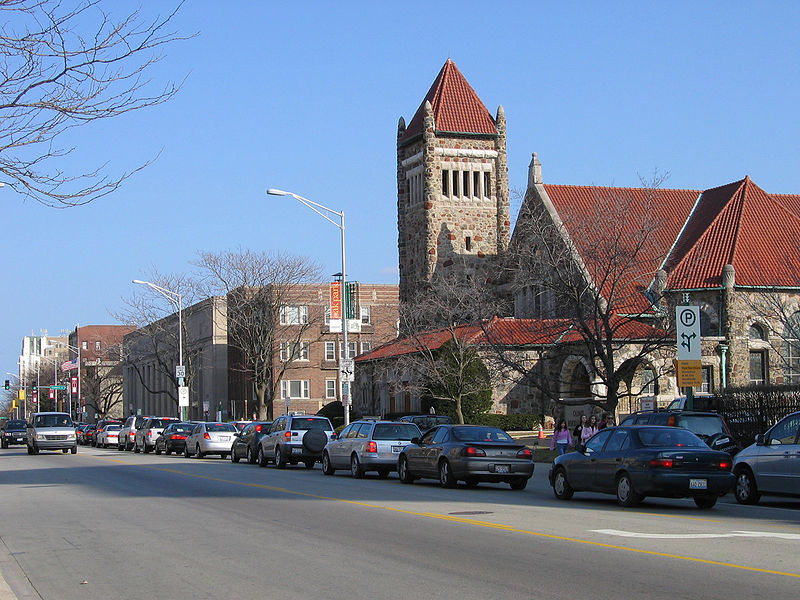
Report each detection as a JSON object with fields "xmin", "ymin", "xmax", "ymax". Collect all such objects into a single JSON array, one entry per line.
[
  {"xmin": 550, "ymin": 419, "xmax": 573, "ymax": 455},
  {"xmin": 580, "ymin": 414, "xmax": 599, "ymax": 444}
]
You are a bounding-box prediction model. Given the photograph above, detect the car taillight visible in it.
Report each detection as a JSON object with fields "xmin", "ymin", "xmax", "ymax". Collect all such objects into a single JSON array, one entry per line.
[
  {"xmin": 147, "ymin": 430, "xmax": 153, "ymax": 438},
  {"xmin": 129, "ymin": 432, "xmax": 135, "ymax": 438},
  {"xmin": 204, "ymin": 432, "xmax": 210, "ymax": 440},
  {"xmin": 517, "ymin": 448, "xmax": 532, "ymax": 459},
  {"xmin": 98, "ymin": 428, "xmax": 103, "ymax": 433},
  {"xmin": 366, "ymin": 441, "xmax": 377, "ymax": 453},
  {"xmin": 171, "ymin": 434, "xmax": 186, "ymax": 440},
  {"xmin": 667, "ymin": 416, "xmax": 676, "ymax": 426},
  {"xmin": 255, "ymin": 425, "xmax": 262, "ymax": 432},
  {"xmin": 284, "ymin": 431, "xmax": 292, "ymax": 440},
  {"xmin": 649, "ymin": 458, "xmax": 674, "ymax": 468},
  {"xmin": 718, "ymin": 459, "xmax": 732, "ymax": 470},
  {"xmin": 461, "ymin": 446, "xmax": 486, "ymax": 457}
]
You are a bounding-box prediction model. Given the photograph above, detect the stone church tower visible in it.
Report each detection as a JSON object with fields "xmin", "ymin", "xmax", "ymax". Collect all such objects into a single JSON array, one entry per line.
[{"xmin": 397, "ymin": 59, "xmax": 510, "ymax": 302}]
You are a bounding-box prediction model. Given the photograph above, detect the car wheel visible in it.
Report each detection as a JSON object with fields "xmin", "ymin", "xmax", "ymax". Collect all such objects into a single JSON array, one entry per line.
[
  {"xmin": 143, "ymin": 443, "xmax": 150, "ymax": 454},
  {"xmin": 26, "ymin": 444, "xmax": 33, "ymax": 455},
  {"xmin": 257, "ymin": 446, "xmax": 268, "ymax": 467},
  {"xmin": 117, "ymin": 443, "xmax": 124, "ymax": 451},
  {"xmin": 464, "ymin": 478, "xmax": 479, "ymax": 488},
  {"xmin": 509, "ymin": 478, "xmax": 528, "ymax": 491},
  {"xmin": 184, "ymin": 445, "xmax": 191, "ymax": 458},
  {"xmin": 70, "ymin": 446, "xmax": 77, "ymax": 455},
  {"xmin": 734, "ymin": 468, "xmax": 761, "ymax": 505},
  {"xmin": 350, "ymin": 454, "xmax": 364, "ymax": 478},
  {"xmin": 616, "ymin": 473, "xmax": 643, "ymax": 507},
  {"xmin": 274, "ymin": 446, "xmax": 286, "ymax": 469},
  {"xmin": 97, "ymin": 441, "xmax": 103, "ymax": 449},
  {"xmin": 322, "ymin": 452, "xmax": 335, "ymax": 475},
  {"xmin": 165, "ymin": 445, "xmax": 171, "ymax": 456},
  {"xmin": 247, "ymin": 447, "xmax": 256, "ymax": 465},
  {"xmin": 552, "ymin": 468, "xmax": 574, "ymax": 500},
  {"xmin": 231, "ymin": 449, "xmax": 240, "ymax": 463},
  {"xmin": 377, "ymin": 468, "xmax": 390, "ymax": 479},
  {"xmin": 155, "ymin": 444, "xmax": 162, "ymax": 455},
  {"xmin": 133, "ymin": 443, "xmax": 140, "ymax": 453},
  {"xmin": 196, "ymin": 444, "xmax": 205, "ymax": 459},
  {"xmin": 398, "ymin": 456, "xmax": 414, "ymax": 484},
  {"xmin": 438, "ymin": 460, "xmax": 457, "ymax": 488},
  {"xmin": 694, "ymin": 494, "xmax": 718, "ymax": 509},
  {"xmin": 62, "ymin": 448, "xmax": 68, "ymax": 453},
  {"xmin": 1, "ymin": 440, "xmax": 8, "ymax": 449}
]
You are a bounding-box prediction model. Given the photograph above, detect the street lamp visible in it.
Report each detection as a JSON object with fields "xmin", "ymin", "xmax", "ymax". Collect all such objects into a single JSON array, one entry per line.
[
  {"xmin": 267, "ymin": 188, "xmax": 351, "ymax": 426},
  {"xmin": 132, "ymin": 279, "xmax": 184, "ymax": 419}
]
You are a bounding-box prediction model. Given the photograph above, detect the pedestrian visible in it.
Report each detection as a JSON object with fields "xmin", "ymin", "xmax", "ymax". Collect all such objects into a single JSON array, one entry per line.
[
  {"xmin": 598, "ymin": 413, "xmax": 608, "ymax": 430},
  {"xmin": 550, "ymin": 419, "xmax": 573, "ymax": 455},
  {"xmin": 581, "ymin": 414, "xmax": 599, "ymax": 444},
  {"xmin": 573, "ymin": 414, "xmax": 587, "ymax": 443}
]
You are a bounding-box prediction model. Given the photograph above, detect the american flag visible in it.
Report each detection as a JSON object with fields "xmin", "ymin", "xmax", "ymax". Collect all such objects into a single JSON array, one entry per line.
[{"xmin": 60, "ymin": 358, "xmax": 78, "ymax": 372}]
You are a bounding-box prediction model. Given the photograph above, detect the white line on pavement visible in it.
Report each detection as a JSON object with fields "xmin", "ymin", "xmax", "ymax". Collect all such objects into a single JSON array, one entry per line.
[{"xmin": 591, "ymin": 529, "xmax": 800, "ymax": 540}]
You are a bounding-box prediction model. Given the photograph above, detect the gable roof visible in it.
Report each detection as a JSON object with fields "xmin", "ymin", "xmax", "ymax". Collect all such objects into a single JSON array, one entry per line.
[
  {"xmin": 665, "ymin": 177, "xmax": 800, "ymax": 289},
  {"xmin": 400, "ymin": 59, "xmax": 497, "ymax": 143}
]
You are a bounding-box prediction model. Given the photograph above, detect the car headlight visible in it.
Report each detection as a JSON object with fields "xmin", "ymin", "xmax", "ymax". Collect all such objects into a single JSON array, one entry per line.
[
  {"xmin": 36, "ymin": 434, "xmax": 47, "ymax": 440},
  {"xmin": 66, "ymin": 433, "xmax": 76, "ymax": 440}
]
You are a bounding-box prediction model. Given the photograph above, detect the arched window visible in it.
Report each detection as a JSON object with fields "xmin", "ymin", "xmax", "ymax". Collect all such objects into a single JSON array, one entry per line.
[
  {"xmin": 699, "ymin": 309, "xmax": 716, "ymax": 336},
  {"xmin": 783, "ymin": 312, "xmax": 800, "ymax": 384},
  {"xmin": 749, "ymin": 323, "xmax": 766, "ymax": 341},
  {"xmin": 566, "ymin": 362, "xmax": 591, "ymax": 398}
]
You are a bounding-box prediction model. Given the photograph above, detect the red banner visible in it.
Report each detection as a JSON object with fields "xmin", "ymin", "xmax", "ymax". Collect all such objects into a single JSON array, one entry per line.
[
  {"xmin": 330, "ymin": 281, "xmax": 342, "ymax": 320},
  {"xmin": 49, "ymin": 388, "xmax": 54, "ymax": 400},
  {"xmin": 71, "ymin": 377, "xmax": 78, "ymax": 394}
]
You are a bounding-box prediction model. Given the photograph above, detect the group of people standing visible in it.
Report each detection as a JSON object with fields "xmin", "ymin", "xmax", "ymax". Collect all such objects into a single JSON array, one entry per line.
[{"xmin": 549, "ymin": 413, "xmax": 616, "ymax": 455}]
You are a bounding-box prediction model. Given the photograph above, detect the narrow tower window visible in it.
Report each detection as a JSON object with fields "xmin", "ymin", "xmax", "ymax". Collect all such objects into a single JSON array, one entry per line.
[
  {"xmin": 473, "ymin": 172, "xmax": 480, "ymax": 198},
  {"xmin": 452, "ymin": 171, "xmax": 459, "ymax": 196},
  {"xmin": 442, "ymin": 170, "xmax": 449, "ymax": 196},
  {"xmin": 465, "ymin": 236, "xmax": 472, "ymax": 251},
  {"xmin": 484, "ymin": 172, "xmax": 491, "ymax": 196},
  {"xmin": 463, "ymin": 171, "xmax": 470, "ymax": 197}
]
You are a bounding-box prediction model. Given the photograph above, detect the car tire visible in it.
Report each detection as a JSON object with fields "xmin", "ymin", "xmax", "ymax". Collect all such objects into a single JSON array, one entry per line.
[
  {"xmin": 302, "ymin": 430, "xmax": 328, "ymax": 454},
  {"xmin": 350, "ymin": 454, "xmax": 364, "ymax": 478},
  {"xmin": 322, "ymin": 452, "xmax": 335, "ymax": 475},
  {"xmin": 133, "ymin": 443, "xmax": 140, "ymax": 453},
  {"xmin": 693, "ymin": 494, "xmax": 717, "ymax": 509},
  {"xmin": 26, "ymin": 444, "xmax": 33, "ymax": 455},
  {"xmin": 552, "ymin": 468, "xmax": 574, "ymax": 500},
  {"xmin": 464, "ymin": 478, "xmax": 479, "ymax": 488},
  {"xmin": 62, "ymin": 448, "xmax": 68, "ymax": 453},
  {"xmin": 616, "ymin": 473, "xmax": 643, "ymax": 507},
  {"xmin": 509, "ymin": 478, "xmax": 528, "ymax": 491},
  {"xmin": 143, "ymin": 444, "xmax": 150, "ymax": 454},
  {"xmin": 257, "ymin": 446, "xmax": 268, "ymax": 468},
  {"xmin": 398, "ymin": 456, "xmax": 414, "ymax": 484},
  {"xmin": 155, "ymin": 445, "xmax": 162, "ymax": 455},
  {"xmin": 274, "ymin": 446, "xmax": 286, "ymax": 469},
  {"xmin": 247, "ymin": 447, "xmax": 256, "ymax": 465},
  {"xmin": 117, "ymin": 443, "xmax": 124, "ymax": 451},
  {"xmin": 377, "ymin": 468, "xmax": 390, "ymax": 479},
  {"xmin": 70, "ymin": 446, "xmax": 77, "ymax": 455},
  {"xmin": 1, "ymin": 440, "xmax": 8, "ymax": 449},
  {"xmin": 438, "ymin": 460, "xmax": 457, "ymax": 488},
  {"xmin": 196, "ymin": 444, "xmax": 204, "ymax": 459},
  {"xmin": 734, "ymin": 467, "xmax": 761, "ymax": 505},
  {"xmin": 231, "ymin": 449, "xmax": 240, "ymax": 463},
  {"xmin": 165, "ymin": 446, "xmax": 171, "ymax": 456},
  {"xmin": 184, "ymin": 445, "xmax": 191, "ymax": 458}
]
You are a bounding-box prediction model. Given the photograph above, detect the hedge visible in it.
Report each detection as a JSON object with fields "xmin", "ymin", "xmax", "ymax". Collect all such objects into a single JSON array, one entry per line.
[{"xmin": 471, "ymin": 413, "xmax": 541, "ymax": 431}]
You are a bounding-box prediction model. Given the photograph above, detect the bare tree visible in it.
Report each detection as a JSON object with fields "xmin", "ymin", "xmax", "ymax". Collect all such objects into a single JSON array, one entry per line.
[
  {"xmin": 0, "ymin": 0, "xmax": 190, "ymax": 206},
  {"xmin": 498, "ymin": 175, "xmax": 676, "ymax": 414},
  {"xmin": 194, "ymin": 249, "xmax": 322, "ymax": 420},
  {"xmin": 81, "ymin": 355, "xmax": 123, "ymax": 419}
]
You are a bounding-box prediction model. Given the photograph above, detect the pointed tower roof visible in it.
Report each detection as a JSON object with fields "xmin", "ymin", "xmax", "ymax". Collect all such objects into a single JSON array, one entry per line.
[
  {"xmin": 400, "ymin": 59, "xmax": 497, "ymax": 143},
  {"xmin": 665, "ymin": 177, "xmax": 800, "ymax": 288}
]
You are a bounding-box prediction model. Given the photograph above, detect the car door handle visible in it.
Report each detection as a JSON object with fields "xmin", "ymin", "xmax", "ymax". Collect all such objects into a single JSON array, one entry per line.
[{"xmin": 615, "ymin": 458, "xmax": 622, "ymax": 462}]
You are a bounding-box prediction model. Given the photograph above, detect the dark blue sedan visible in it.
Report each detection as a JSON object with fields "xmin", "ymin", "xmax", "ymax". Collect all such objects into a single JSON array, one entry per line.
[{"xmin": 548, "ymin": 425, "xmax": 734, "ymax": 508}]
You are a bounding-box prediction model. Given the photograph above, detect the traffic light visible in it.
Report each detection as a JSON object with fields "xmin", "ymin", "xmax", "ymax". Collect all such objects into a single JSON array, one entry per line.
[
  {"xmin": 3, "ymin": 380, "xmax": 8, "ymax": 390},
  {"xmin": 32, "ymin": 382, "xmax": 37, "ymax": 392}
]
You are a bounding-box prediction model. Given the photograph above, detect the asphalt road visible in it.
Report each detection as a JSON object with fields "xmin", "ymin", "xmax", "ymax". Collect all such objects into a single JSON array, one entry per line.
[{"xmin": 0, "ymin": 445, "xmax": 798, "ymax": 599}]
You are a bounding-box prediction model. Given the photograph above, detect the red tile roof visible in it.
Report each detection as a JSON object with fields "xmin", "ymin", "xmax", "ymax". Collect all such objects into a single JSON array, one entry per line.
[
  {"xmin": 665, "ymin": 177, "xmax": 800, "ymax": 288},
  {"xmin": 401, "ymin": 59, "xmax": 497, "ymax": 143}
]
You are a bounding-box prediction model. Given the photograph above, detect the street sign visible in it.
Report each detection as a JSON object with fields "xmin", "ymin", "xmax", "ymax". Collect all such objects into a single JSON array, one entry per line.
[
  {"xmin": 178, "ymin": 386, "xmax": 189, "ymax": 407},
  {"xmin": 339, "ymin": 358, "xmax": 355, "ymax": 382},
  {"xmin": 675, "ymin": 306, "xmax": 702, "ymax": 386},
  {"xmin": 50, "ymin": 385, "xmax": 66, "ymax": 390},
  {"xmin": 175, "ymin": 365, "xmax": 186, "ymax": 379},
  {"xmin": 676, "ymin": 360, "xmax": 704, "ymax": 387}
]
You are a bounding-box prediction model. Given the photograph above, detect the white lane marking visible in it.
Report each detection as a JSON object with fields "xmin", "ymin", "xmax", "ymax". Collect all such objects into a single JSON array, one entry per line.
[{"xmin": 591, "ymin": 529, "xmax": 800, "ymax": 540}]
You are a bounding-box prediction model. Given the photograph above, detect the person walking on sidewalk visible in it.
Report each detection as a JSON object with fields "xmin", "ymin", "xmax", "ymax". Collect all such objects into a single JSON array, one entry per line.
[
  {"xmin": 581, "ymin": 414, "xmax": 599, "ymax": 444},
  {"xmin": 550, "ymin": 419, "xmax": 573, "ymax": 455}
]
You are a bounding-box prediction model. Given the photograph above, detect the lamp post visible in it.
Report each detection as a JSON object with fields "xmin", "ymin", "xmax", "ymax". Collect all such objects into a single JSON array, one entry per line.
[
  {"xmin": 133, "ymin": 280, "xmax": 184, "ymax": 420},
  {"xmin": 267, "ymin": 188, "xmax": 351, "ymax": 426}
]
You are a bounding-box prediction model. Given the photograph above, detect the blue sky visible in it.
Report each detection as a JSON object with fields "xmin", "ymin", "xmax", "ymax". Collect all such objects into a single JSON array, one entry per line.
[{"xmin": 3, "ymin": 1, "xmax": 800, "ymax": 374}]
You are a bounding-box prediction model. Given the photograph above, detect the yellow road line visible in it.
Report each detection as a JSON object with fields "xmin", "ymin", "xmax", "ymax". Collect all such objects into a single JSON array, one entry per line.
[{"xmin": 86, "ymin": 454, "xmax": 800, "ymax": 580}]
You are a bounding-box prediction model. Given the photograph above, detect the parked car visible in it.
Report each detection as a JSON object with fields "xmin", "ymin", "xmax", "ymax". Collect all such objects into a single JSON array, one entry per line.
[
  {"xmin": 619, "ymin": 410, "xmax": 739, "ymax": 455},
  {"xmin": 230, "ymin": 421, "xmax": 272, "ymax": 464},
  {"xmin": 2, "ymin": 419, "xmax": 29, "ymax": 448},
  {"xmin": 154, "ymin": 422, "xmax": 195, "ymax": 455},
  {"xmin": 117, "ymin": 415, "xmax": 151, "ymax": 451},
  {"xmin": 666, "ymin": 395, "xmax": 717, "ymax": 411},
  {"xmin": 257, "ymin": 414, "xmax": 334, "ymax": 469},
  {"xmin": 96, "ymin": 424, "xmax": 121, "ymax": 448},
  {"xmin": 322, "ymin": 420, "xmax": 421, "ymax": 478},
  {"xmin": 397, "ymin": 424, "xmax": 534, "ymax": 490},
  {"xmin": 79, "ymin": 424, "xmax": 96, "ymax": 445},
  {"xmin": 184, "ymin": 422, "xmax": 236, "ymax": 458},
  {"xmin": 231, "ymin": 421, "xmax": 252, "ymax": 433},
  {"xmin": 93, "ymin": 419, "xmax": 122, "ymax": 447},
  {"xmin": 26, "ymin": 412, "xmax": 77, "ymax": 455},
  {"xmin": 549, "ymin": 425, "xmax": 734, "ymax": 508},
  {"xmin": 134, "ymin": 416, "xmax": 180, "ymax": 453},
  {"xmin": 398, "ymin": 414, "xmax": 454, "ymax": 433},
  {"xmin": 732, "ymin": 410, "xmax": 800, "ymax": 504},
  {"xmin": 84, "ymin": 423, "xmax": 99, "ymax": 446}
]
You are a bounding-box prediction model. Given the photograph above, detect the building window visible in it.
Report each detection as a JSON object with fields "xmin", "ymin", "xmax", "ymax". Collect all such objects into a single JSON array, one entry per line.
[
  {"xmin": 280, "ymin": 305, "xmax": 308, "ymax": 325},
  {"xmin": 325, "ymin": 380, "xmax": 337, "ymax": 399},
  {"xmin": 749, "ymin": 351, "xmax": 767, "ymax": 386},
  {"xmin": 641, "ymin": 367, "xmax": 657, "ymax": 396},
  {"xmin": 695, "ymin": 366, "xmax": 713, "ymax": 394},
  {"xmin": 360, "ymin": 305, "xmax": 371, "ymax": 325},
  {"xmin": 465, "ymin": 236, "xmax": 472, "ymax": 252},
  {"xmin": 324, "ymin": 306, "xmax": 331, "ymax": 325},
  {"xmin": 473, "ymin": 171, "xmax": 480, "ymax": 198},
  {"xmin": 325, "ymin": 341, "xmax": 336, "ymax": 361},
  {"xmin": 281, "ymin": 380, "xmax": 309, "ymax": 399},
  {"xmin": 360, "ymin": 342, "xmax": 371, "ymax": 354},
  {"xmin": 95, "ymin": 341, "xmax": 101, "ymax": 351},
  {"xmin": 463, "ymin": 171, "xmax": 469, "ymax": 197},
  {"xmin": 484, "ymin": 172, "xmax": 491, "ymax": 197},
  {"xmin": 82, "ymin": 341, "xmax": 87, "ymax": 350},
  {"xmin": 749, "ymin": 323, "xmax": 766, "ymax": 340},
  {"xmin": 452, "ymin": 170, "xmax": 459, "ymax": 196},
  {"xmin": 340, "ymin": 341, "xmax": 357, "ymax": 359},
  {"xmin": 783, "ymin": 312, "xmax": 800, "ymax": 384},
  {"xmin": 280, "ymin": 341, "xmax": 309, "ymax": 362},
  {"xmin": 442, "ymin": 170, "xmax": 449, "ymax": 196}
]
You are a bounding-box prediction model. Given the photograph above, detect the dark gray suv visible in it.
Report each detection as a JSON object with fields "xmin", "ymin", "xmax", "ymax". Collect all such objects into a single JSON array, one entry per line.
[{"xmin": 257, "ymin": 414, "xmax": 334, "ymax": 469}]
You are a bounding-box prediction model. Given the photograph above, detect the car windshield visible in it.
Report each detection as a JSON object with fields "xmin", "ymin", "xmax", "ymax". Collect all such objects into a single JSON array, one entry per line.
[
  {"xmin": 105, "ymin": 425, "xmax": 121, "ymax": 431},
  {"xmin": 5, "ymin": 420, "xmax": 26, "ymax": 430},
  {"xmin": 170, "ymin": 425, "xmax": 194, "ymax": 434},
  {"xmin": 33, "ymin": 414, "xmax": 73, "ymax": 428},
  {"xmin": 675, "ymin": 415, "xmax": 727, "ymax": 438},
  {"xmin": 292, "ymin": 418, "xmax": 332, "ymax": 431},
  {"xmin": 451, "ymin": 426, "xmax": 513, "ymax": 442},
  {"xmin": 372, "ymin": 424, "xmax": 420, "ymax": 441},
  {"xmin": 149, "ymin": 419, "xmax": 176, "ymax": 428},
  {"xmin": 233, "ymin": 422, "xmax": 248, "ymax": 431},
  {"xmin": 636, "ymin": 428, "xmax": 706, "ymax": 448},
  {"xmin": 207, "ymin": 423, "xmax": 236, "ymax": 432}
]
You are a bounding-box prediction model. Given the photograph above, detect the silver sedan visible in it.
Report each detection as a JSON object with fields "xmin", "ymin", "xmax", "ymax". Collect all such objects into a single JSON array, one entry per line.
[{"xmin": 184, "ymin": 422, "xmax": 236, "ymax": 459}]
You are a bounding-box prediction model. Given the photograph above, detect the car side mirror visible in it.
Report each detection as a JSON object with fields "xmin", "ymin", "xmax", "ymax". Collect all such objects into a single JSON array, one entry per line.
[
  {"xmin": 575, "ymin": 443, "xmax": 586, "ymax": 454},
  {"xmin": 410, "ymin": 437, "xmax": 420, "ymax": 445},
  {"xmin": 755, "ymin": 434, "xmax": 765, "ymax": 446},
  {"xmin": 330, "ymin": 433, "xmax": 338, "ymax": 440}
]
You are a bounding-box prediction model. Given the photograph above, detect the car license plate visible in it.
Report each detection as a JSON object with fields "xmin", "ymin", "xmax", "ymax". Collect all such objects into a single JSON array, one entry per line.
[
  {"xmin": 15, "ymin": 438, "xmax": 23, "ymax": 442},
  {"xmin": 495, "ymin": 464, "xmax": 510, "ymax": 474},
  {"xmin": 689, "ymin": 478, "xmax": 707, "ymax": 490},
  {"xmin": 391, "ymin": 446, "xmax": 403, "ymax": 452},
  {"xmin": 219, "ymin": 436, "xmax": 230, "ymax": 441}
]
